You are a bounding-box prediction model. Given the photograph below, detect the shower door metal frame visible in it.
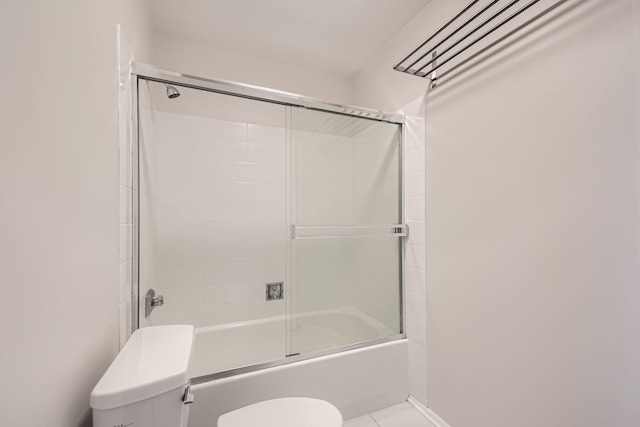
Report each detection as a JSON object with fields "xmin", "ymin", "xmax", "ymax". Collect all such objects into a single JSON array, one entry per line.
[
  {"xmin": 131, "ymin": 62, "xmax": 403, "ymax": 123},
  {"xmin": 130, "ymin": 62, "xmax": 408, "ymax": 382},
  {"xmin": 131, "ymin": 75, "xmax": 140, "ymax": 332}
]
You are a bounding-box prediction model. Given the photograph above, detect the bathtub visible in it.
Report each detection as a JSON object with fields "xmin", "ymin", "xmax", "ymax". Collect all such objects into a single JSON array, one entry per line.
[
  {"xmin": 187, "ymin": 308, "xmax": 408, "ymax": 426},
  {"xmin": 190, "ymin": 307, "xmax": 397, "ymax": 377}
]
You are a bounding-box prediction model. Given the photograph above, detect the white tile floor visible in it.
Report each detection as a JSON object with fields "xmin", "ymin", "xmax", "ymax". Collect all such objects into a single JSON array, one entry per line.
[{"xmin": 344, "ymin": 402, "xmax": 436, "ymax": 427}]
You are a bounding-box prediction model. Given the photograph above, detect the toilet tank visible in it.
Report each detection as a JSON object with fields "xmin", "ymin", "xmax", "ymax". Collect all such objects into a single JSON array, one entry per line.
[{"xmin": 91, "ymin": 325, "xmax": 195, "ymax": 427}]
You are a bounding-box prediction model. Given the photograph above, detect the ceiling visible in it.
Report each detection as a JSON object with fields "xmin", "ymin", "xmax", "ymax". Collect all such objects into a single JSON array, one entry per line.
[{"xmin": 150, "ymin": 0, "xmax": 431, "ymax": 76}]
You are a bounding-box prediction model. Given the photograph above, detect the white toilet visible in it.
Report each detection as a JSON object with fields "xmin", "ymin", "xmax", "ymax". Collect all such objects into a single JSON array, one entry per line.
[{"xmin": 90, "ymin": 325, "xmax": 343, "ymax": 427}]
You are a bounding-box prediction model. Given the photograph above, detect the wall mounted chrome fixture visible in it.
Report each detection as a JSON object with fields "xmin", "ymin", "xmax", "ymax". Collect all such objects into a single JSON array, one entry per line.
[
  {"xmin": 393, "ymin": 0, "xmax": 570, "ymax": 87},
  {"xmin": 165, "ymin": 83, "xmax": 181, "ymax": 99}
]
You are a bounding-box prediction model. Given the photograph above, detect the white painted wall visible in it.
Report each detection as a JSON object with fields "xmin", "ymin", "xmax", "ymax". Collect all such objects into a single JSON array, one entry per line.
[
  {"xmin": 353, "ymin": 4, "xmax": 433, "ymax": 111},
  {"xmin": 356, "ymin": 0, "xmax": 640, "ymax": 426},
  {"xmin": 152, "ymin": 33, "xmax": 354, "ymax": 106},
  {"xmin": 0, "ymin": 1, "xmax": 153, "ymax": 426}
]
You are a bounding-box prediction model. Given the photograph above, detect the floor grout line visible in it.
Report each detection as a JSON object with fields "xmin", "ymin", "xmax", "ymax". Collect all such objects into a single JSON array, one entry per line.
[
  {"xmin": 368, "ymin": 413, "xmax": 381, "ymax": 427},
  {"xmin": 351, "ymin": 401, "xmax": 436, "ymax": 427}
]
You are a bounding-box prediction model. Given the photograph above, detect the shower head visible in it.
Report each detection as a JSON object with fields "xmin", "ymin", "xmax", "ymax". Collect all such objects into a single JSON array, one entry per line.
[{"xmin": 165, "ymin": 84, "xmax": 180, "ymax": 99}]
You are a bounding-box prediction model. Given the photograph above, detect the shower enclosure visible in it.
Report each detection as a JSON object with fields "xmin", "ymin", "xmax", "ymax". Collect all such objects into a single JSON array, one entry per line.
[{"xmin": 132, "ymin": 64, "xmax": 406, "ymax": 381}]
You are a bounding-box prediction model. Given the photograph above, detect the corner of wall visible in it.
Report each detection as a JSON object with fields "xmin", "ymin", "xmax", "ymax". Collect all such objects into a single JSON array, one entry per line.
[
  {"xmin": 407, "ymin": 396, "xmax": 451, "ymax": 427},
  {"xmin": 117, "ymin": 25, "xmax": 135, "ymax": 349}
]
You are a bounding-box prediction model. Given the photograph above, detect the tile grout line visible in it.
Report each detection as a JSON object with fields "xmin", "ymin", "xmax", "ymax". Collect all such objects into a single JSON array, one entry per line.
[{"xmin": 368, "ymin": 413, "xmax": 382, "ymax": 427}]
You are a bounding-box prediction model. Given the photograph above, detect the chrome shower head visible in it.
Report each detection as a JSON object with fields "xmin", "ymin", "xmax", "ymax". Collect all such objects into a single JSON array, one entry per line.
[{"xmin": 165, "ymin": 84, "xmax": 180, "ymax": 99}]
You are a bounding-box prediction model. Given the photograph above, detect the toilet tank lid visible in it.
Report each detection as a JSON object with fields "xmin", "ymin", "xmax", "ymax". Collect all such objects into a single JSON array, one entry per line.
[{"xmin": 90, "ymin": 325, "xmax": 195, "ymax": 410}]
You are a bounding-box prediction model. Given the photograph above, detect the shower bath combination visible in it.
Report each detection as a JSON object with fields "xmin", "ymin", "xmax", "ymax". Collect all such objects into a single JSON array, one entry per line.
[{"xmin": 131, "ymin": 63, "xmax": 408, "ymax": 422}]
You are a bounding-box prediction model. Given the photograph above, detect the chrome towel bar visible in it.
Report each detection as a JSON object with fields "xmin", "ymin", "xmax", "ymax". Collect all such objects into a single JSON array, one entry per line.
[{"xmin": 394, "ymin": 0, "xmax": 570, "ymax": 87}]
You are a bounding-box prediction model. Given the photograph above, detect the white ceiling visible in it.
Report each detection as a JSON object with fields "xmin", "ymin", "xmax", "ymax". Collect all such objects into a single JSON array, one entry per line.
[{"xmin": 150, "ymin": 0, "xmax": 431, "ymax": 76}]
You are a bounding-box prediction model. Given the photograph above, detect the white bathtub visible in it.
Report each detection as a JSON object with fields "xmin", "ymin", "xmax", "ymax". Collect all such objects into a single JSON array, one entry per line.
[
  {"xmin": 190, "ymin": 307, "xmax": 397, "ymax": 377},
  {"xmin": 187, "ymin": 308, "xmax": 408, "ymax": 426}
]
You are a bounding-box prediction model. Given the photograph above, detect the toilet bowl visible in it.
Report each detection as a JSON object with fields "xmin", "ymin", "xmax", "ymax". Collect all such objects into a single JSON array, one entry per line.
[
  {"xmin": 218, "ymin": 397, "xmax": 342, "ymax": 427},
  {"xmin": 90, "ymin": 325, "xmax": 343, "ymax": 427}
]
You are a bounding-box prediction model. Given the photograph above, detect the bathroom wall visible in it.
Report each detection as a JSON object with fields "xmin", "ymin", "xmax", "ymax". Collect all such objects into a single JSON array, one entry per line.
[
  {"xmin": 141, "ymin": 96, "xmax": 406, "ymax": 333},
  {"xmin": 352, "ymin": 20, "xmax": 429, "ymax": 407},
  {"xmin": 117, "ymin": 27, "xmax": 136, "ymax": 348},
  {"xmin": 139, "ymin": 29, "xmax": 420, "ymax": 338},
  {"xmin": 0, "ymin": 1, "xmax": 154, "ymax": 426},
  {"xmin": 292, "ymin": 122, "xmax": 354, "ymax": 314},
  {"xmin": 355, "ymin": 0, "xmax": 640, "ymax": 426},
  {"xmin": 152, "ymin": 33, "xmax": 354, "ymax": 106},
  {"xmin": 350, "ymin": 121, "xmax": 402, "ymax": 331},
  {"xmin": 293, "ymin": 127, "xmax": 354, "ymax": 227},
  {"xmin": 291, "ymin": 113, "xmax": 407, "ymax": 331},
  {"xmin": 137, "ymin": 88, "xmax": 160, "ymax": 330},
  {"xmin": 129, "ymin": 27, "xmax": 359, "ymax": 336},
  {"xmin": 400, "ymin": 100, "xmax": 428, "ymax": 407},
  {"xmin": 138, "ymin": 88, "xmax": 288, "ymax": 327}
]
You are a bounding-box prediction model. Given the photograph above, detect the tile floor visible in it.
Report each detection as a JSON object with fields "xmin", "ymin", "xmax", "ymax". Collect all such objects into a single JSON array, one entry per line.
[{"xmin": 344, "ymin": 402, "xmax": 435, "ymax": 427}]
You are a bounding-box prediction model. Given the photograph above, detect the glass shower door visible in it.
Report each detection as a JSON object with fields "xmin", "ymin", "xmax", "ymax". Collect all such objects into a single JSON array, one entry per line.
[
  {"xmin": 137, "ymin": 80, "xmax": 290, "ymax": 376},
  {"xmin": 288, "ymin": 107, "xmax": 404, "ymax": 357},
  {"xmin": 136, "ymin": 73, "xmax": 405, "ymax": 378}
]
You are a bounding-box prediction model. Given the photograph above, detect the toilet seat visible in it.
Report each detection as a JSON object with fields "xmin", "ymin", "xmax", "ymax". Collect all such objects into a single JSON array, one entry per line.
[{"xmin": 217, "ymin": 397, "xmax": 343, "ymax": 427}]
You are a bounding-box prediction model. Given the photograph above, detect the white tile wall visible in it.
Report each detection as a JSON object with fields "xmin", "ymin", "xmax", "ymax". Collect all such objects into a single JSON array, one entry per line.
[
  {"xmin": 291, "ymin": 130, "xmax": 355, "ymax": 313},
  {"xmin": 294, "ymin": 132, "xmax": 353, "ymax": 226},
  {"xmin": 403, "ymin": 110, "xmax": 427, "ymax": 407},
  {"xmin": 144, "ymin": 111, "xmax": 288, "ymax": 327},
  {"xmin": 137, "ymin": 104, "xmax": 158, "ymax": 331},
  {"xmin": 117, "ymin": 27, "xmax": 134, "ymax": 348},
  {"xmin": 291, "ymin": 121, "xmax": 405, "ymax": 328}
]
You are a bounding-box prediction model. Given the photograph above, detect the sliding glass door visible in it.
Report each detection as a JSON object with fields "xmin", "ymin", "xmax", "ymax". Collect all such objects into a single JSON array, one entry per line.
[
  {"xmin": 134, "ymin": 69, "xmax": 405, "ymax": 378},
  {"xmin": 288, "ymin": 107, "xmax": 404, "ymax": 357}
]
